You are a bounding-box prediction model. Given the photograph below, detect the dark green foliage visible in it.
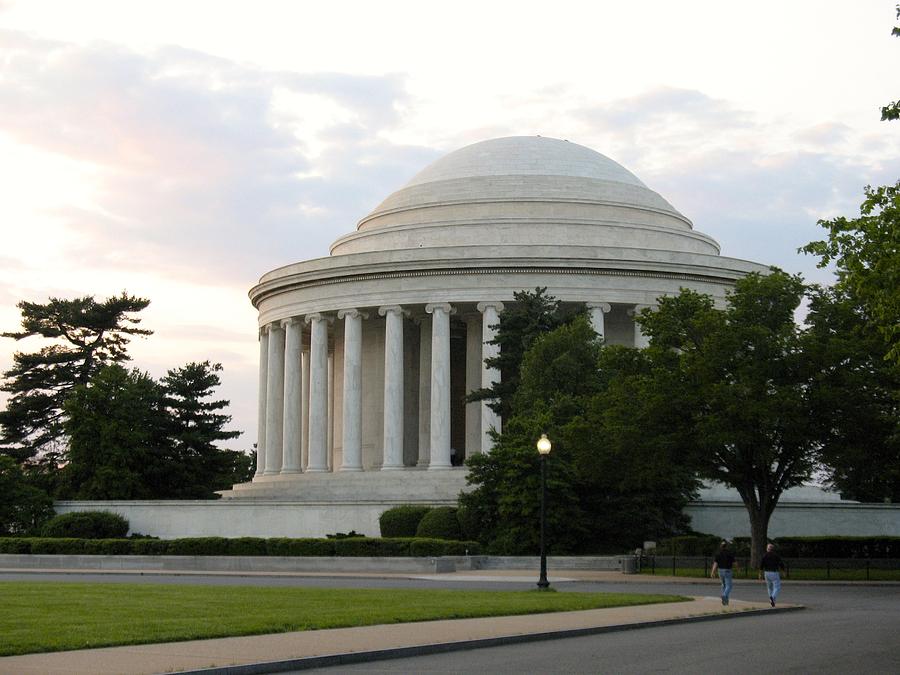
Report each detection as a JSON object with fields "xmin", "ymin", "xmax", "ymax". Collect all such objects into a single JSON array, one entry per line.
[
  {"xmin": 639, "ymin": 270, "xmax": 818, "ymax": 567},
  {"xmin": 409, "ymin": 538, "xmax": 480, "ymax": 556},
  {"xmin": 40, "ymin": 511, "xmax": 129, "ymax": 539},
  {"xmin": 59, "ymin": 362, "xmax": 248, "ymax": 500},
  {"xmin": 225, "ymin": 537, "xmax": 268, "ymax": 556},
  {"xmin": 129, "ymin": 539, "xmax": 169, "ymax": 555},
  {"xmin": 378, "ymin": 505, "xmax": 432, "ymax": 537},
  {"xmin": 0, "ymin": 293, "xmax": 151, "ymax": 463},
  {"xmin": 325, "ymin": 531, "xmax": 362, "ymax": 539},
  {"xmin": 0, "ymin": 455, "xmax": 54, "ymax": 536},
  {"xmin": 415, "ymin": 507, "xmax": 461, "ymax": 540},
  {"xmin": 462, "ymin": 315, "xmax": 700, "ymax": 554},
  {"xmin": 804, "ymin": 286, "xmax": 900, "ymax": 502},
  {"xmin": 266, "ymin": 538, "xmax": 335, "ymax": 556},
  {"xmin": 654, "ymin": 534, "xmax": 723, "ymax": 556},
  {"xmin": 29, "ymin": 538, "xmax": 86, "ymax": 554},
  {"xmin": 82, "ymin": 539, "xmax": 134, "ymax": 555},
  {"xmin": 0, "ymin": 538, "xmax": 32, "ymax": 553},
  {"xmin": 467, "ymin": 287, "xmax": 585, "ymax": 421},
  {"xmin": 773, "ymin": 536, "xmax": 900, "ymax": 559},
  {"xmin": 165, "ymin": 537, "xmax": 231, "ymax": 556},
  {"xmin": 333, "ymin": 537, "xmax": 411, "ymax": 556}
]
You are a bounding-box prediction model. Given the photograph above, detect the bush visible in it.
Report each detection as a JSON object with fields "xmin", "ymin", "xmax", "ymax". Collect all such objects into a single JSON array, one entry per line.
[
  {"xmin": 654, "ymin": 534, "xmax": 723, "ymax": 556},
  {"xmin": 226, "ymin": 537, "xmax": 268, "ymax": 556},
  {"xmin": 130, "ymin": 539, "xmax": 169, "ymax": 555},
  {"xmin": 379, "ymin": 506, "xmax": 432, "ymax": 537},
  {"xmin": 82, "ymin": 539, "xmax": 134, "ymax": 555},
  {"xmin": 165, "ymin": 537, "xmax": 230, "ymax": 556},
  {"xmin": 773, "ymin": 536, "xmax": 900, "ymax": 559},
  {"xmin": 266, "ymin": 538, "xmax": 335, "ymax": 556},
  {"xmin": 415, "ymin": 507, "xmax": 461, "ymax": 540},
  {"xmin": 333, "ymin": 537, "xmax": 411, "ymax": 557},
  {"xmin": 0, "ymin": 537, "xmax": 32, "ymax": 553},
  {"xmin": 409, "ymin": 538, "xmax": 481, "ymax": 556},
  {"xmin": 29, "ymin": 537, "xmax": 86, "ymax": 554},
  {"xmin": 41, "ymin": 511, "xmax": 129, "ymax": 539}
]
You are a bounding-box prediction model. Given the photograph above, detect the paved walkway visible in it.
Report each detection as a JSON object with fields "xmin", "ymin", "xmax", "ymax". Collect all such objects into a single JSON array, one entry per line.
[{"xmin": 0, "ymin": 570, "xmax": 801, "ymax": 675}]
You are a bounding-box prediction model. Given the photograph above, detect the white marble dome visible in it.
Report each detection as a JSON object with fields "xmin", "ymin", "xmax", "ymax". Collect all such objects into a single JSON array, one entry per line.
[{"xmin": 332, "ymin": 136, "xmax": 717, "ymax": 256}]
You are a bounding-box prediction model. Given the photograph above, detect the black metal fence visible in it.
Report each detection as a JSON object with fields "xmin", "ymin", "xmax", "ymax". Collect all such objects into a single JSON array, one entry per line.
[{"xmin": 639, "ymin": 555, "xmax": 900, "ymax": 580}]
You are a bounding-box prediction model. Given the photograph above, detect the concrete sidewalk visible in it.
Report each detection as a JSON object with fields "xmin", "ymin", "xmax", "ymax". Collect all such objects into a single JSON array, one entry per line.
[{"xmin": 0, "ymin": 590, "xmax": 800, "ymax": 675}]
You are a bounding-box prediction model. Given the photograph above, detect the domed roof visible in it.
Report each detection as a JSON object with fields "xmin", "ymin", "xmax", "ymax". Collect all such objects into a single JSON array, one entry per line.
[
  {"xmin": 402, "ymin": 136, "xmax": 648, "ymax": 190},
  {"xmin": 331, "ymin": 135, "xmax": 716, "ymax": 257}
]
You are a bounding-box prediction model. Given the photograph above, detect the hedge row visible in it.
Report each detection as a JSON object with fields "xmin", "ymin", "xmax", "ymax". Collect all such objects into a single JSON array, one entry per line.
[
  {"xmin": 0, "ymin": 536, "xmax": 481, "ymax": 557},
  {"xmin": 378, "ymin": 505, "xmax": 467, "ymax": 540},
  {"xmin": 653, "ymin": 535, "xmax": 900, "ymax": 559}
]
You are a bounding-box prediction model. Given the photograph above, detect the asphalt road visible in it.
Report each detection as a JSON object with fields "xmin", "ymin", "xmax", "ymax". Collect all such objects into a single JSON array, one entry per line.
[{"xmin": 3, "ymin": 573, "xmax": 898, "ymax": 673}]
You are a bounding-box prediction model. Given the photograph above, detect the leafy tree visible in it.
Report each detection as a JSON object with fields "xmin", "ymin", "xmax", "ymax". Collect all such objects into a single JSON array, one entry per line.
[
  {"xmin": 0, "ymin": 454, "xmax": 54, "ymax": 535},
  {"xmin": 801, "ymin": 183, "xmax": 900, "ymax": 364},
  {"xmin": 0, "ymin": 293, "xmax": 151, "ymax": 463},
  {"xmin": 467, "ymin": 287, "xmax": 584, "ymax": 420},
  {"xmin": 804, "ymin": 286, "xmax": 900, "ymax": 502},
  {"xmin": 60, "ymin": 365, "xmax": 170, "ymax": 499},
  {"xmin": 462, "ymin": 316, "xmax": 700, "ymax": 553},
  {"xmin": 161, "ymin": 361, "xmax": 246, "ymax": 497},
  {"xmin": 880, "ymin": 6, "xmax": 899, "ymax": 121},
  {"xmin": 639, "ymin": 270, "xmax": 818, "ymax": 566}
]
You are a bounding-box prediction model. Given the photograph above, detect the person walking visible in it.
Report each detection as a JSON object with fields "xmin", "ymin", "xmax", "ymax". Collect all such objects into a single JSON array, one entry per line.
[
  {"xmin": 710, "ymin": 540, "xmax": 737, "ymax": 605},
  {"xmin": 759, "ymin": 543, "xmax": 785, "ymax": 606}
]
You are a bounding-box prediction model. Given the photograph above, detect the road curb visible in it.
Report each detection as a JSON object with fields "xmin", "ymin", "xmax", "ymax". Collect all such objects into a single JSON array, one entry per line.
[{"xmin": 178, "ymin": 605, "xmax": 805, "ymax": 675}]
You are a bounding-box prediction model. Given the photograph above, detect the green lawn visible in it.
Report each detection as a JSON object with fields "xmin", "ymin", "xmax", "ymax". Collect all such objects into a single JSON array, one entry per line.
[{"xmin": 0, "ymin": 582, "xmax": 688, "ymax": 656}]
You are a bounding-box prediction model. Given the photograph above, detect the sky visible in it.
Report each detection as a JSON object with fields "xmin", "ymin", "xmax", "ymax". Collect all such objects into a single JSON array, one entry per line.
[{"xmin": 0, "ymin": 0, "xmax": 898, "ymax": 452}]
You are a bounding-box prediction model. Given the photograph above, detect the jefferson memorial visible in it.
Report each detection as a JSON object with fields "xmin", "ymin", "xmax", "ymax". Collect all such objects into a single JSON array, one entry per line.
[
  {"xmin": 57, "ymin": 136, "xmax": 900, "ymax": 538},
  {"xmin": 222, "ymin": 136, "xmax": 765, "ymax": 516}
]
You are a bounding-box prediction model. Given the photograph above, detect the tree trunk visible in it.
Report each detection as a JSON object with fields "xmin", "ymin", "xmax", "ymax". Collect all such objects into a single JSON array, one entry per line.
[{"xmin": 747, "ymin": 506, "xmax": 770, "ymax": 569}]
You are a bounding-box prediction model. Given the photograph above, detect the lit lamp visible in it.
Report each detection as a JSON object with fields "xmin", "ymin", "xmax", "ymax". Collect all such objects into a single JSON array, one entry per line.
[{"xmin": 536, "ymin": 433, "xmax": 552, "ymax": 590}]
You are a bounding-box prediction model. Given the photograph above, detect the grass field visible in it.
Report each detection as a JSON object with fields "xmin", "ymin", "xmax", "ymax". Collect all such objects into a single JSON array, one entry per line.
[{"xmin": 0, "ymin": 582, "xmax": 688, "ymax": 656}]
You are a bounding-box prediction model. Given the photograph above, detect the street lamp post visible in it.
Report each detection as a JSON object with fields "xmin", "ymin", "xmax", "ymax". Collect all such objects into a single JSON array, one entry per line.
[{"xmin": 536, "ymin": 433, "xmax": 552, "ymax": 590}]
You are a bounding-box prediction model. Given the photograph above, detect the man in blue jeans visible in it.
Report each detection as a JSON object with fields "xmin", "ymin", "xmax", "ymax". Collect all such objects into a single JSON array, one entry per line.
[
  {"xmin": 759, "ymin": 542, "xmax": 786, "ymax": 606},
  {"xmin": 710, "ymin": 540, "xmax": 737, "ymax": 605}
]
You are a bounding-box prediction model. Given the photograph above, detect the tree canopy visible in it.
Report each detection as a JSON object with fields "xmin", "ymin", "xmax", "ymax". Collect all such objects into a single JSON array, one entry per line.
[{"xmin": 0, "ymin": 293, "xmax": 151, "ymax": 463}]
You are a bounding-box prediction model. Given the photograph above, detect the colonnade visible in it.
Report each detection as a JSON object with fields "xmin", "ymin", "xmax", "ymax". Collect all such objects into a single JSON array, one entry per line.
[
  {"xmin": 254, "ymin": 302, "xmax": 506, "ymax": 477},
  {"xmin": 254, "ymin": 300, "xmax": 647, "ymax": 478}
]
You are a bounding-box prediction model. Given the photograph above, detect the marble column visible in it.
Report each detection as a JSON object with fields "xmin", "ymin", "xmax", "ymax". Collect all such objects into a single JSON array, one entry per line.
[
  {"xmin": 301, "ymin": 351, "xmax": 310, "ymax": 471},
  {"xmin": 477, "ymin": 301, "xmax": 504, "ymax": 454},
  {"xmin": 306, "ymin": 313, "xmax": 329, "ymax": 472},
  {"xmin": 426, "ymin": 303, "xmax": 453, "ymax": 469},
  {"xmin": 630, "ymin": 304, "xmax": 653, "ymax": 349},
  {"xmin": 464, "ymin": 314, "xmax": 482, "ymax": 458},
  {"xmin": 587, "ymin": 302, "xmax": 612, "ymax": 342},
  {"xmin": 263, "ymin": 322, "xmax": 285, "ymax": 475},
  {"xmin": 417, "ymin": 315, "xmax": 432, "ymax": 467},
  {"xmin": 281, "ymin": 318, "xmax": 303, "ymax": 474},
  {"xmin": 327, "ymin": 353, "xmax": 334, "ymax": 470},
  {"xmin": 380, "ymin": 305, "xmax": 405, "ymax": 470},
  {"xmin": 338, "ymin": 309, "xmax": 364, "ymax": 471},
  {"xmin": 255, "ymin": 327, "xmax": 268, "ymax": 476}
]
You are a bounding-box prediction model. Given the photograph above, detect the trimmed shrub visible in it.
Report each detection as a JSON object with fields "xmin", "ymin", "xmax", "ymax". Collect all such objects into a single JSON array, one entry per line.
[
  {"xmin": 415, "ymin": 507, "xmax": 461, "ymax": 541},
  {"xmin": 82, "ymin": 539, "xmax": 134, "ymax": 555},
  {"xmin": 409, "ymin": 538, "xmax": 481, "ymax": 556},
  {"xmin": 333, "ymin": 537, "xmax": 412, "ymax": 557},
  {"xmin": 41, "ymin": 512, "xmax": 129, "ymax": 539},
  {"xmin": 130, "ymin": 539, "xmax": 169, "ymax": 555},
  {"xmin": 456, "ymin": 505, "xmax": 479, "ymax": 542},
  {"xmin": 266, "ymin": 538, "xmax": 335, "ymax": 557},
  {"xmin": 379, "ymin": 506, "xmax": 432, "ymax": 537},
  {"xmin": 0, "ymin": 537, "xmax": 32, "ymax": 553},
  {"xmin": 654, "ymin": 534, "xmax": 722, "ymax": 556},
  {"xmin": 165, "ymin": 537, "xmax": 230, "ymax": 556},
  {"xmin": 226, "ymin": 537, "xmax": 268, "ymax": 556},
  {"xmin": 29, "ymin": 537, "xmax": 86, "ymax": 554}
]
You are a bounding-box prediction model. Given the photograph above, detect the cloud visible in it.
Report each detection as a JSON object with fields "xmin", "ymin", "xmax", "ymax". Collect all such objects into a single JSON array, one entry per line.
[{"xmin": 0, "ymin": 31, "xmax": 432, "ymax": 284}]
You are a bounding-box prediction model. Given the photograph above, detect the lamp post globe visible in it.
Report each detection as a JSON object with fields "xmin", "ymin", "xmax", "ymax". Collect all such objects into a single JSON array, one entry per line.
[{"xmin": 537, "ymin": 434, "xmax": 552, "ymax": 590}]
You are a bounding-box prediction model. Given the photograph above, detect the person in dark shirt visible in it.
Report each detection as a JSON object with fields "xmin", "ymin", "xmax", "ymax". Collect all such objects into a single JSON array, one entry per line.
[
  {"xmin": 759, "ymin": 543, "xmax": 786, "ymax": 606},
  {"xmin": 710, "ymin": 540, "xmax": 737, "ymax": 605}
]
